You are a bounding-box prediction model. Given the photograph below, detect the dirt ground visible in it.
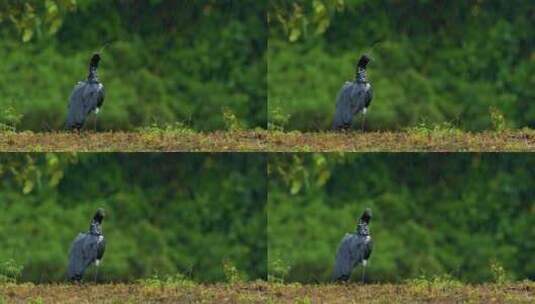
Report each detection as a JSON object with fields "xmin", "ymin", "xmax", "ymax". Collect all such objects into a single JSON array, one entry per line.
[{"xmin": 1, "ymin": 281, "xmax": 533, "ymax": 304}]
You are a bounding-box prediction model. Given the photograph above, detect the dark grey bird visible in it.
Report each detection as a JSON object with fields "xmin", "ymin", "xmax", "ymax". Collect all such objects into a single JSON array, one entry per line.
[
  {"xmin": 332, "ymin": 55, "xmax": 373, "ymax": 130},
  {"xmin": 332, "ymin": 208, "xmax": 373, "ymax": 282},
  {"xmin": 67, "ymin": 208, "xmax": 106, "ymax": 282},
  {"xmin": 66, "ymin": 53, "xmax": 105, "ymax": 130}
]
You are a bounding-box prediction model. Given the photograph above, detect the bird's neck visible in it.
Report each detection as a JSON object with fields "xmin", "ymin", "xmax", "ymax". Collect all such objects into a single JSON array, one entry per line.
[
  {"xmin": 89, "ymin": 220, "xmax": 103, "ymax": 235},
  {"xmin": 87, "ymin": 66, "xmax": 99, "ymax": 82},
  {"xmin": 355, "ymin": 67, "xmax": 368, "ymax": 83},
  {"xmin": 356, "ymin": 222, "xmax": 370, "ymax": 236}
]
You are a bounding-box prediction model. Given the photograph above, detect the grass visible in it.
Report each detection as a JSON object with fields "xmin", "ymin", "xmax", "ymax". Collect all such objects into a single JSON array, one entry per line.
[
  {"xmin": 0, "ymin": 281, "xmax": 533, "ymax": 303},
  {"xmin": 0, "ymin": 128, "xmax": 534, "ymax": 152}
]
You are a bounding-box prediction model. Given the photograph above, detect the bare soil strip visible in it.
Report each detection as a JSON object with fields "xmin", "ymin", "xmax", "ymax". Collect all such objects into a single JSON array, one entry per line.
[
  {"xmin": 0, "ymin": 130, "xmax": 534, "ymax": 152},
  {"xmin": 1, "ymin": 282, "xmax": 533, "ymax": 304}
]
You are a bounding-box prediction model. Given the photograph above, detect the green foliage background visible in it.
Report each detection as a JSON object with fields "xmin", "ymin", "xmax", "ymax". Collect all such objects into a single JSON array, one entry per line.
[
  {"xmin": 268, "ymin": 153, "xmax": 535, "ymax": 283},
  {"xmin": 0, "ymin": 153, "xmax": 267, "ymax": 283},
  {"xmin": 269, "ymin": 0, "xmax": 535, "ymax": 131},
  {"xmin": 0, "ymin": 0, "xmax": 267, "ymax": 131}
]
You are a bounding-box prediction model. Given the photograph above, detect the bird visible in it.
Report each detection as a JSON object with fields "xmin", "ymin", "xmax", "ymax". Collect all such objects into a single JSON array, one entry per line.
[
  {"xmin": 65, "ymin": 53, "xmax": 105, "ymax": 130},
  {"xmin": 332, "ymin": 55, "xmax": 373, "ymax": 130},
  {"xmin": 67, "ymin": 208, "xmax": 106, "ymax": 282},
  {"xmin": 332, "ymin": 208, "xmax": 373, "ymax": 282}
]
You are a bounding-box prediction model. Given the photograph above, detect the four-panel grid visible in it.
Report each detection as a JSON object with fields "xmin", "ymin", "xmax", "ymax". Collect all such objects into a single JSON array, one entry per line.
[{"xmin": 0, "ymin": 1, "xmax": 533, "ymax": 303}]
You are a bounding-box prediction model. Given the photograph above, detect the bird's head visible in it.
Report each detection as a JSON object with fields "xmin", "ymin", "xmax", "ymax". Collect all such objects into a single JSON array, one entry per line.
[
  {"xmin": 359, "ymin": 208, "xmax": 372, "ymax": 224},
  {"xmin": 93, "ymin": 208, "xmax": 106, "ymax": 223},
  {"xmin": 90, "ymin": 53, "xmax": 101, "ymax": 68},
  {"xmin": 357, "ymin": 54, "xmax": 371, "ymax": 69}
]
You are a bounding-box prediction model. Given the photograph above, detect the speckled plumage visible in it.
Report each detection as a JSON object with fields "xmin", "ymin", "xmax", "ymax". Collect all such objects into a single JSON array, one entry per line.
[
  {"xmin": 67, "ymin": 209, "xmax": 106, "ymax": 281},
  {"xmin": 66, "ymin": 54, "xmax": 105, "ymax": 130},
  {"xmin": 332, "ymin": 208, "xmax": 373, "ymax": 282},
  {"xmin": 332, "ymin": 55, "xmax": 373, "ymax": 130}
]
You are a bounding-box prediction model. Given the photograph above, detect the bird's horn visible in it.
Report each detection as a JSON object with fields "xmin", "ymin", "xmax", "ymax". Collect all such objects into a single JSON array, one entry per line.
[
  {"xmin": 360, "ymin": 208, "xmax": 372, "ymax": 222},
  {"xmin": 357, "ymin": 55, "xmax": 370, "ymax": 68}
]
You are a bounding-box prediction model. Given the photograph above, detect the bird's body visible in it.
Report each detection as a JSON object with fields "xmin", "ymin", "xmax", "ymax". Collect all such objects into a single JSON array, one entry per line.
[
  {"xmin": 332, "ymin": 208, "xmax": 373, "ymax": 282},
  {"xmin": 66, "ymin": 54, "xmax": 105, "ymax": 130},
  {"xmin": 332, "ymin": 55, "xmax": 373, "ymax": 130},
  {"xmin": 67, "ymin": 209, "xmax": 106, "ymax": 281}
]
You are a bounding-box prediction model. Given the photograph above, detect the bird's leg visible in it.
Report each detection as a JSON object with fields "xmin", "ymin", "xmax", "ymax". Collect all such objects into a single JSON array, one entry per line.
[
  {"xmin": 361, "ymin": 109, "xmax": 367, "ymax": 132},
  {"xmin": 362, "ymin": 260, "xmax": 367, "ymax": 284},
  {"xmin": 94, "ymin": 111, "xmax": 98, "ymax": 132},
  {"xmin": 94, "ymin": 263, "xmax": 99, "ymax": 283}
]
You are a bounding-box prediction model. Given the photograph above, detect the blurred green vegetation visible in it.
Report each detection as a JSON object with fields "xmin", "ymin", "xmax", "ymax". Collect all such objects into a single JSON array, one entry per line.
[
  {"xmin": 0, "ymin": 0, "xmax": 77, "ymax": 42},
  {"xmin": 0, "ymin": 0, "xmax": 267, "ymax": 131},
  {"xmin": 0, "ymin": 153, "xmax": 267, "ymax": 283},
  {"xmin": 268, "ymin": 153, "xmax": 535, "ymax": 283},
  {"xmin": 268, "ymin": 0, "xmax": 534, "ymax": 131}
]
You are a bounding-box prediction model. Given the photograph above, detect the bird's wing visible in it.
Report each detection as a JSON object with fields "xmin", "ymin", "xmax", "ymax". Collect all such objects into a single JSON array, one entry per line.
[
  {"xmin": 81, "ymin": 82, "xmax": 104, "ymax": 114},
  {"xmin": 96, "ymin": 236, "xmax": 106, "ymax": 260},
  {"xmin": 364, "ymin": 85, "xmax": 373, "ymax": 108},
  {"xmin": 66, "ymin": 83, "xmax": 88, "ymax": 128},
  {"xmin": 67, "ymin": 233, "xmax": 89, "ymax": 279},
  {"xmin": 364, "ymin": 238, "xmax": 373, "ymax": 260},
  {"xmin": 332, "ymin": 234, "xmax": 354, "ymax": 280},
  {"xmin": 97, "ymin": 84, "xmax": 105, "ymax": 108},
  {"xmin": 348, "ymin": 84, "xmax": 368, "ymax": 115},
  {"xmin": 332, "ymin": 83, "xmax": 355, "ymax": 128},
  {"xmin": 349, "ymin": 235, "xmax": 371, "ymax": 265},
  {"xmin": 80, "ymin": 234, "xmax": 102, "ymax": 268}
]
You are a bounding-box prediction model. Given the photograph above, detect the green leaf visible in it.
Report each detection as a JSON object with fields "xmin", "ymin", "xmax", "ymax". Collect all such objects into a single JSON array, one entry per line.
[
  {"xmin": 48, "ymin": 18, "xmax": 62, "ymax": 34},
  {"xmin": 22, "ymin": 180, "xmax": 34, "ymax": 194},
  {"xmin": 46, "ymin": 0, "xmax": 58, "ymax": 14},
  {"xmin": 315, "ymin": 18, "xmax": 330, "ymax": 35},
  {"xmin": 289, "ymin": 27, "xmax": 301, "ymax": 42},
  {"xmin": 49, "ymin": 171, "xmax": 63, "ymax": 187},
  {"xmin": 22, "ymin": 28, "xmax": 33, "ymax": 42},
  {"xmin": 290, "ymin": 179, "xmax": 302, "ymax": 194},
  {"xmin": 313, "ymin": 0, "xmax": 326, "ymax": 14}
]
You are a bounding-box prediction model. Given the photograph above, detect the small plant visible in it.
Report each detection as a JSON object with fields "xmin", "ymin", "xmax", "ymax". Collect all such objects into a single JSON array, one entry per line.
[
  {"xmin": 0, "ymin": 259, "xmax": 23, "ymax": 283},
  {"xmin": 137, "ymin": 122, "xmax": 195, "ymax": 135},
  {"xmin": 406, "ymin": 121, "xmax": 462, "ymax": 138},
  {"xmin": 223, "ymin": 260, "xmax": 244, "ymax": 284},
  {"xmin": 222, "ymin": 108, "xmax": 243, "ymax": 132},
  {"xmin": 294, "ymin": 296, "xmax": 312, "ymax": 304},
  {"xmin": 407, "ymin": 274, "xmax": 463, "ymax": 293},
  {"xmin": 268, "ymin": 107, "xmax": 291, "ymax": 132},
  {"xmin": 165, "ymin": 273, "xmax": 196, "ymax": 287},
  {"xmin": 490, "ymin": 260, "xmax": 509, "ymax": 284},
  {"xmin": 27, "ymin": 297, "xmax": 44, "ymax": 304},
  {"xmin": 0, "ymin": 106, "xmax": 23, "ymax": 132},
  {"xmin": 138, "ymin": 274, "xmax": 163, "ymax": 288},
  {"xmin": 268, "ymin": 257, "xmax": 291, "ymax": 283},
  {"xmin": 489, "ymin": 107, "xmax": 507, "ymax": 133},
  {"xmin": 138, "ymin": 272, "xmax": 196, "ymax": 288}
]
